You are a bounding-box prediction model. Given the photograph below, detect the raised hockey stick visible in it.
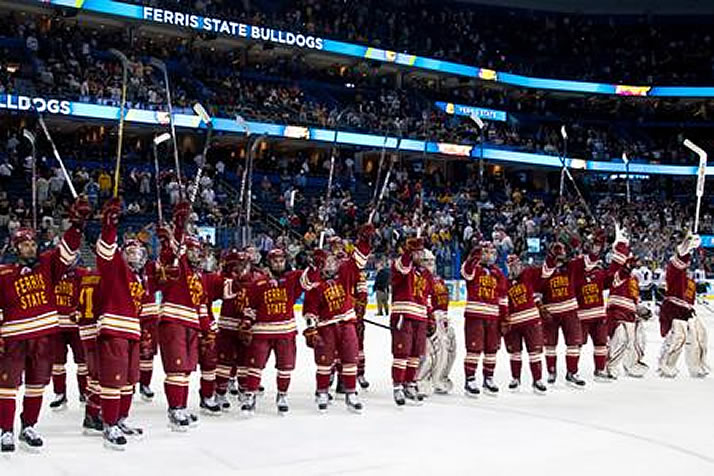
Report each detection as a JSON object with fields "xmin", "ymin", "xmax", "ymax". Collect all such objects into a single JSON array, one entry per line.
[
  {"xmin": 553, "ymin": 125, "xmax": 596, "ymax": 224},
  {"xmin": 109, "ymin": 48, "xmax": 130, "ymax": 198},
  {"xmin": 239, "ymin": 134, "xmax": 268, "ymax": 247},
  {"xmin": 153, "ymin": 133, "xmax": 172, "ymax": 225},
  {"xmin": 190, "ymin": 102, "xmax": 214, "ymax": 206},
  {"xmin": 37, "ymin": 116, "xmax": 78, "ymax": 199},
  {"xmin": 470, "ymin": 112, "xmax": 486, "ymax": 184},
  {"xmin": 684, "ymin": 139, "xmax": 708, "ymax": 233},
  {"xmin": 22, "ymin": 129, "xmax": 38, "ymax": 229},
  {"xmin": 149, "ymin": 57, "xmax": 183, "ymax": 199}
]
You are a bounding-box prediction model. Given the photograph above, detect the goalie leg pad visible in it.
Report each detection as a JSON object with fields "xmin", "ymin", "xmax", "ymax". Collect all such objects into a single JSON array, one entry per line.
[
  {"xmin": 607, "ymin": 322, "xmax": 630, "ymax": 376},
  {"xmin": 658, "ymin": 319, "xmax": 687, "ymax": 378},
  {"xmin": 624, "ymin": 321, "xmax": 648, "ymax": 378},
  {"xmin": 685, "ymin": 317, "xmax": 710, "ymax": 378}
]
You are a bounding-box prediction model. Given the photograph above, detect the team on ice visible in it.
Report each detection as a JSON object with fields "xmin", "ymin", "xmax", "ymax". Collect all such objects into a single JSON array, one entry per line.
[{"xmin": 0, "ymin": 192, "xmax": 709, "ymax": 452}]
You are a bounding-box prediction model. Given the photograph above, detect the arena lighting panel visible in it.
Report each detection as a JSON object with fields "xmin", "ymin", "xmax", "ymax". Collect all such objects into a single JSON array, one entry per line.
[
  {"xmin": 33, "ymin": 0, "xmax": 714, "ymax": 98},
  {"xmin": 0, "ymin": 94, "xmax": 707, "ymax": 177}
]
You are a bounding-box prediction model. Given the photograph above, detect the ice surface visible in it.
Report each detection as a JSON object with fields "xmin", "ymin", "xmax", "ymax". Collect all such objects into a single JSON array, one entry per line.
[{"xmin": 2, "ymin": 305, "xmax": 714, "ymax": 476}]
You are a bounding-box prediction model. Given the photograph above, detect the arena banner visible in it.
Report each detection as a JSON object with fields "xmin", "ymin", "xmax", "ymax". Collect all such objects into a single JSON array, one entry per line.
[
  {"xmin": 1, "ymin": 93, "xmax": 710, "ymax": 177},
  {"xmin": 34, "ymin": 0, "xmax": 714, "ymax": 98},
  {"xmin": 435, "ymin": 102, "xmax": 507, "ymax": 122}
]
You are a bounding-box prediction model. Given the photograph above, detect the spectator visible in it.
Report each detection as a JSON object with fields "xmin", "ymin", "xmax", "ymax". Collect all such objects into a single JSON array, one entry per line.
[{"xmin": 374, "ymin": 259, "xmax": 391, "ymax": 316}]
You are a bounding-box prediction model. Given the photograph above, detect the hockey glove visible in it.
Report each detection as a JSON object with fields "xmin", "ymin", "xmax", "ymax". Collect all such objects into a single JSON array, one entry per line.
[
  {"xmin": 303, "ymin": 326, "xmax": 322, "ymax": 349},
  {"xmin": 357, "ymin": 223, "xmax": 376, "ymax": 242},
  {"xmin": 427, "ymin": 319, "xmax": 437, "ymax": 338},
  {"xmin": 69, "ymin": 196, "xmax": 92, "ymax": 228},
  {"xmin": 101, "ymin": 197, "xmax": 121, "ymax": 228},
  {"xmin": 237, "ymin": 319, "xmax": 253, "ymax": 345},
  {"xmin": 354, "ymin": 300, "xmax": 366, "ymax": 320}
]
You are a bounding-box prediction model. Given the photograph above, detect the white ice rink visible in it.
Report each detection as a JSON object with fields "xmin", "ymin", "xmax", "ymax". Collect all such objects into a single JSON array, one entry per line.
[{"xmin": 2, "ymin": 305, "xmax": 714, "ymax": 476}]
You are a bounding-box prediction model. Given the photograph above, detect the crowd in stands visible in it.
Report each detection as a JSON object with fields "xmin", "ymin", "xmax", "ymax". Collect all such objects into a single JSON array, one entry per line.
[
  {"xmin": 124, "ymin": 0, "xmax": 714, "ymax": 85},
  {"xmin": 1, "ymin": 12, "xmax": 712, "ymax": 168}
]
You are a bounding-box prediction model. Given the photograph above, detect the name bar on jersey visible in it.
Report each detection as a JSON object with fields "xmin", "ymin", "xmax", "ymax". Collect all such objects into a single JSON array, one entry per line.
[
  {"xmin": 0, "ymin": 93, "xmax": 708, "ymax": 177},
  {"xmin": 34, "ymin": 0, "xmax": 714, "ymax": 98}
]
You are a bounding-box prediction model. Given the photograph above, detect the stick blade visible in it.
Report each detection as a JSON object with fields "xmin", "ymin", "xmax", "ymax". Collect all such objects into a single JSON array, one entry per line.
[
  {"xmin": 23, "ymin": 129, "xmax": 36, "ymax": 144},
  {"xmin": 108, "ymin": 48, "xmax": 129, "ymax": 65},
  {"xmin": 148, "ymin": 57, "xmax": 166, "ymax": 71},
  {"xmin": 193, "ymin": 103, "xmax": 212, "ymax": 124},
  {"xmin": 154, "ymin": 132, "xmax": 172, "ymax": 145},
  {"xmin": 469, "ymin": 112, "xmax": 485, "ymax": 130}
]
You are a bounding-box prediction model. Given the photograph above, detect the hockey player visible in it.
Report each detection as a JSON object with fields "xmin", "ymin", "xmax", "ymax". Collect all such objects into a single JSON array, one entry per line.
[
  {"xmin": 137, "ymin": 228, "xmax": 168, "ymax": 402},
  {"xmin": 242, "ymin": 248, "xmax": 318, "ymax": 414},
  {"xmin": 417, "ymin": 249, "xmax": 457, "ymax": 395},
  {"xmin": 77, "ymin": 268, "xmax": 103, "ymax": 435},
  {"xmin": 49, "ymin": 258, "xmax": 89, "ymax": 410},
  {"xmin": 606, "ymin": 241, "xmax": 649, "ymax": 379},
  {"xmin": 95, "ymin": 197, "xmax": 150, "ymax": 449},
  {"xmin": 0, "ymin": 197, "xmax": 89, "ymax": 453},
  {"xmin": 159, "ymin": 202, "xmax": 214, "ymax": 428},
  {"xmin": 658, "ymin": 233, "xmax": 708, "ymax": 377},
  {"xmin": 303, "ymin": 224, "xmax": 371, "ymax": 413},
  {"xmin": 540, "ymin": 242, "xmax": 586, "ymax": 387},
  {"xmin": 460, "ymin": 240, "xmax": 507, "ymax": 396},
  {"xmin": 574, "ymin": 230, "xmax": 618, "ymax": 382},
  {"xmin": 502, "ymin": 254, "xmax": 547, "ymax": 394},
  {"xmin": 390, "ymin": 237, "xmax": 436, "ymax": 406}
]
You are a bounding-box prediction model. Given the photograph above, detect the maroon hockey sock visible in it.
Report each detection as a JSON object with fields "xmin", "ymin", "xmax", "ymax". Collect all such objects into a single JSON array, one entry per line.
[
  {"xmin": 483, "ymin": 353, "xmax": 497, "ymax": 378},
  {"xmin": 276, "ymin": 370, "xmax": 291, "ymax": 393},
  {"xmin": 200, "ymin": 378, "xmax": 215, "ymax": 399},
  {"xmin": 77, "ymin": 374, "xmax": 88, "ymax": 398},
  {"xmin": 404, "ymin": 357, "xmax": 419, "ymax": 383},
  {"xmin": 230, "ymin": 366, "xmax": 237, "ymax": 378},
  {"xmin": 566, "ymin": 356, "xmax": 580, "ymax": 374},
  {"xmin": 340, "ymin": 363, "xmax": 358, "ymax": 392},
  {"xmin": 182, "ymin": 379, "xmax": 190, "ymax": 407},
  {"xmin": 87, "ymin": 392, "xmax": 101, "ymax": 419},
  {"xmin": 358, "ymin": 351, "xmax": 366, "ymax": 377},
  {"xmin": 594, "ymin": 346, "xmax": 607, "ymax": 372},
  {"xmin": 464, "ymin": 352, "xmax": 479, "ymax": 379},
  {"xmin": 316, "ymin": 372, "xmax": 331, "ymax": 392},
  {"xmin": 510, "ymin": 355, "xmax": 522, "ymax": 379},
  {"xmin": 20, "ymin": 393, "xmax": 43, "ymax": 427},
  {"xmin": 101, "ymin": 387, "xmax": 121, "ymax": 426},
  {"xmin": 52, "ymin": 370, "xmax": 67, "ymax": 395},
  {"xmin": 391, "ymin": 358, "xmax": 407, "ymax": 385},
  {"xmin": 544, "ymin": 348, "xmax": 557, "ymax": 373},
  {"xmin": 215, "ymin": 376, "xmax": 229, "ymax": 396},
  {"xmin": 0, "ymin": 388, "xmax": 17, "ymax": 431},
  {"xmin": 119, "ymin": 387, "xmax": 133, "ymax": 419},
  {"xmin": 140, "ymin": 369, "xmax": 153, "ymax": 387},
  {"xmin": 530, "ymin": 361, "xmax": 543, "ymax": 381},
  {"xmin": 164, "ymin": 374, "xmax": 185, "ymax": 408}
]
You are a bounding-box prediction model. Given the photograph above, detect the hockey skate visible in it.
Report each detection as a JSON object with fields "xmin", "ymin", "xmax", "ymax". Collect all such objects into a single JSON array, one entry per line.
[
  {"xmin": 1, "ymin": 430, "xmax": 14, "ymax": 453},
  {"xmin": 49, "ymin": 393, "xmax": 68, "ymax": 411},
  {"xmin": 315, "ymin": 392, "xmax": 329, "ymax": 413},
  {"xmin": 594, "ymin": 370, "xmax": 615, "ymax": 382},
  {"xmin": 241, "ymin": 392, "xmax": 256, "ymax": 415},
  {"xmin": 276, "ymin": 392, "xmax": 289, "ymax": 415},
  {"xmin": 82, "ymin": 413, "xmax": 104, "ymax": 436},
  {"xmin": 215, "ymin": 393, "xmax": 231, "ymax": 411},
  {"xmin": 117, "ymin": 418, "xmax": 143, "ymax": 438},
  {"xmin": 139, "ymin": 384, "xmax": 155, "ymax": 402},
  {"xmin": 393, "ymin": 386, "xmax": 406, "ymax": 406},
  {"xmin": 103, "ymin": 424, "xmax": 127, "ymax": 451},
  {"xmin": 565, "ymin": 372, "xmax": 586, "ymax": 389},
  {"xmin": 187, "ymin": 411, "xmax": 199, "ymax": 427},
  {"xmin": 19, "ymin": 424, "xmax": 43, "ymax": 452},
  {"xmin": 200, "ymin": 394, "xmax": 222, "ymax": 416},
  {"xmin": 357, "ymin": 375, "xmax": 370, "ymax": 389},
  {"xmin": 434, "ymin": 378, "xmax": 454, "ymax": 395},
  {"xmin": 547, "ymin": 371, "xmax": 557, "ymax": 385},
  {"xmin": 345, "ymin": 392, "xmax": 363, "ymax": 414},
  {"xmin": 464, "ymin": 377, "xmax": 481, "ymax": 398},
  {"xmin": 533, "ymin": 380, "xmax": 547, "ymax": 395},
  {"xmin": 404, "ymin": 383, "xmax": 424, "ymax": 405},
  {"xmin": 483, "ymin": 377, "xmax": 499, "ymax": 396},
  {"xmin": 508, "ymin": 379, "xmax": 520, "ymax": 392},
  {"xmin": 167, "ymin": 408, "xmax": 190, "ymax": 432},
  {"xmin": 228, "ymin": 378, "xmax": 239, "ymax": 396}
]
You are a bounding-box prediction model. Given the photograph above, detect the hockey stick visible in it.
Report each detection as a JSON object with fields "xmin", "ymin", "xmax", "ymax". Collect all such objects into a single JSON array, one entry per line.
[
  {"xmin": 240, "ymin": 134, "xmax": 268, "ymax": 247},
  {"xmin": 152, "ymin": 133, "xmax": 172, "ymax": 225},
  {"xmin": 553, "ymin": 126, "xmax": 596, "ymax": 224},
  {"xmin": 363, "ymin": 317, "xmax": 391, "ymax": 330},
  {"xmin": 469, "ymin": 113, "xmax": 486, "ymax": 184},
  {"xmin": 109, "ymin": 49, "xmax": 130, "ymax": 198},
  {"xmin": 684, "ymin": 139, "xmax": 707, "ymax": 233},
  {"xmin": 190, "ymin": 102, "xmax": 214, "ymax": 206},
  {"xmin": 22, "ymin": 129, "xmax": 38, "ymax": 229},
  {"xmin": 149, "ymin": 57, "xmax": 183, "ymax": 199},
  {"xmin": 622, "ymin": 152, "xmax": 631, "ymax": 204},
  {"xmin": 416, "ymin": 112, "xmax": 429, "ymax": 238},
  {"xmin": 36, "ymin": 116, "xmax": 78, "ymax": 199},
  {"xmin": 368, "ymin": 138, "xmax": 400, "ymax": 225}
]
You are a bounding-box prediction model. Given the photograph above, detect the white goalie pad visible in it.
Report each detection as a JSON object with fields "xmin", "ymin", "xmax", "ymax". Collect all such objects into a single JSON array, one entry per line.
[
  {"xmin": 607, "ymin": 322, "xmax": 630, "ymax": 377},
  {"xmin": 685, "ymin": 317, "xmax": 710, "ymax": 378},
  {"xmin": 418, "ymin": 315, "xmax": 457, "ymax": 394},
  {"xmin": 658, "ymin": 319, "xmax": 688, "ymax": 378},
  {"xmin": 624, "ymin": 321, "xmax": 649, "ymax": 378}
]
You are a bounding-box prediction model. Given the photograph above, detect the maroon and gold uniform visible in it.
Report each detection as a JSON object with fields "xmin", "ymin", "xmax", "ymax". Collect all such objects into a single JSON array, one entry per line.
[
  {"xmin": 77, "ymin": 270, "xmax": 102, "ymax": 421},
  {"xmin": 138, "ymin": 260, "xmax": 161, "ymax": 392},
  {"xmin": 660, "ymin": 247, "xmax": 695, "ymax": 337},
  {"xmin": 461, "ymin": 258, "xmax": 507, "ymax": 381},
  {"xmin": 51, "ymin": 266, "xmax": 89, "ymax": 399},
  {"xmin": 390, "ymin": 250, "xmax": 435, "ymax": 387},
  {"xmin": 95, "ymin": 213, "xmax": 147, "ymax": 427},
  {"xmin": 304, "ymin": 240, "xmax": 369, "ymax": 394},
  {"xmin": 0, "ymin": 227, "xmax": 81, "ymax": 434},
  {"xmin": 503, "ymin": 266, "xmax": 544, "ymax": 383},
  {"xmin": 244, "ymin": 269, "xmax": 316, "ymax": 393}
]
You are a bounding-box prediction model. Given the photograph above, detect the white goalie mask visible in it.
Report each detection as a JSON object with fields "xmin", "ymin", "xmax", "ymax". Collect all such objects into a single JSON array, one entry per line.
[
  {"xmin": 422, "ymin": 249, "xmax": 436, "ymax": 274},
  {"xmin": 123, "ymin": 239, "xmax": 148, "ymax": 271}
]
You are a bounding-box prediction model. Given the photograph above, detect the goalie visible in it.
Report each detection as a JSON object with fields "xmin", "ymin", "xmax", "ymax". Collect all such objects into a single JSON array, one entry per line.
[
  {"xmin": 417, "ymin": 250, "xmax": 456, "ymax": 395},
  {"xmin": 658, "ymin": 233, "xmax": 709, "ymax": 378}
]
